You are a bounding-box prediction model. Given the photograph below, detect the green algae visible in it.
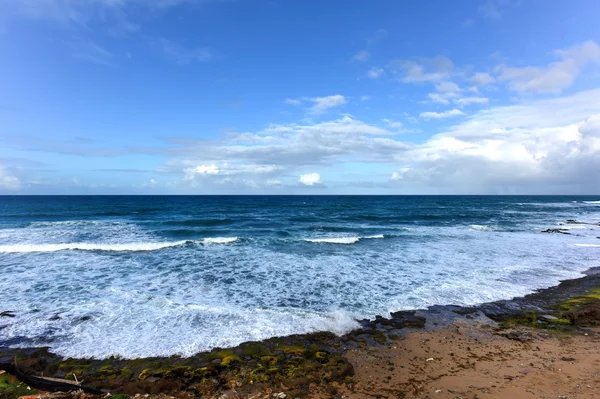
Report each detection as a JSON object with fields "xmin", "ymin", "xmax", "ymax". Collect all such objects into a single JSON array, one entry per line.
[
  {"xmin": 0, "ymin": 373, "xmax": 38, "ymax": 399},
  {"xmin": 278, "ymin": 345, "xmax": 306, "ymax": 355},
  {"xmin": 216, "ymin": 351, "xmax": 242, "ymax": 367}
]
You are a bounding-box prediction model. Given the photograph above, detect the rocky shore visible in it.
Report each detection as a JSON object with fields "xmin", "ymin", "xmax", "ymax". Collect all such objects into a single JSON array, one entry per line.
[{"xmin": 2, "ymin": 265, "xmax": 600, "ymax": 399}]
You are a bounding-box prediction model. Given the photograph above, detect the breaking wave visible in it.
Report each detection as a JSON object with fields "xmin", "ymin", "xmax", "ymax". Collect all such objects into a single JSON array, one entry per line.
[
  {"xmin": 303, "ymin": 234, "xmax": 385, "ymax": 244},
  {"xmin": 0, "ymin": 237, "xmax": 238, "ymax": 253}
]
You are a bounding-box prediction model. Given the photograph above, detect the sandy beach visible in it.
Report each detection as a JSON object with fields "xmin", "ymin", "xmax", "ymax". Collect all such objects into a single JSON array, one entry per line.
[{"xmin": 340, "ymin": 323, "xmax": 600, "ymax": 399}]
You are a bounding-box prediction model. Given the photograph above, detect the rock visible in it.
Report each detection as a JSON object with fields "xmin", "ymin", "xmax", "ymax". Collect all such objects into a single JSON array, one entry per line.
[
  {"xmin": 561, "ymin": 357, "xmax": 576, "ymax": 362},
  {"xmin": 539, "ymin": 314, "xmax": 558, "ymax": 321},
  {"xmin": 277, "ymin": 393, "xmax": 286, "ymax": 399},
  {"xmin": 0, "ymin": 311, "xmax": 16, "ymax": 318},
  {"xmin": 541, "ymin": 229, "xmax": 570, "ymax": 235}
]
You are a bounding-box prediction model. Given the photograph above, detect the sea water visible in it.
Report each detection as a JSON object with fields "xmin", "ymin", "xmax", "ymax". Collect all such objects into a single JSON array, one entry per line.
[{"xmin": 1, "ymin": 195, "xmax": 599, "ymax": 358}]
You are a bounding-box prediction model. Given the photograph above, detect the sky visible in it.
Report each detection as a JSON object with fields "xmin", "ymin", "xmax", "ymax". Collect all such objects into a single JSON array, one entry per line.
[{"xmin": 1, "ymin": 0, "xmax": 600, "ymax": 195}]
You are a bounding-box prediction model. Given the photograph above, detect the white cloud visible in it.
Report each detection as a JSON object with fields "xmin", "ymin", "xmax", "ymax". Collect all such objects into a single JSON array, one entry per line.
[
  {"xmin": 390, "ymin": 168, "xmax": 411, "ymax": 181},
  {"xmin": 455, "ymin": 97, "xmax": 489, "ymax": 106},
  {"xmin": 367, "ymin": 67, "xmax": 385, "ymax": 79},
  {"xmin": 266, "ymin": 179, "xmax": 282, "ymax": 186},
  {"xmin": 154, "ymin": 38, "xmax": 212, "ymax": 65},
  {"xmin": 64, "ymin": 39, "xmax": 114, "ymax": 66},
  {"xmin": 0, "ymin": 167, "xmax": 20, "ymax": 190},
  {"xmin": 496, "ymin": 40, "xmax": 600, "ymax": 94},
  {"xmin": 299, "ymin": 173, "xmax": 321, "ymax": 186},
  {"xmin": 436, "ymin": 81, "xmax": 460, "ymax": 93},
  {"xmin": 130, "ymin": 89, "xmax": 600, "ymax": 193},
  {"xmin": 306, "ymin": 94, "xmax": 346, "ymax": 115},
  {"xmin": 470, "ymin": 72, "xmax": 495, "ymax": 86},
  {"xmin": 478, "ymin": 0, "xmax": 510, "ymax": 20},
  {"xmin": 184, "ymin": 164, "xmax": 219, "ymax": 179},
  {"xmin": 161, "ymin": 115, "xmax": 406, "ymax": 187},
  {"xmin": 382, "ymin": 118, "xmax": 404, "ymax": 130},
  {"xmin": 427, "ymin": 93, "xmax": 450, "ymax": 105},
  {"xmin": 426, "ymin": 81, "xmax": 461, "ymax": 104},
  {"xmin": 281, "ymin": 95, "xmax": 347, "ymax": 115},
  {"xmin": 420, "ymin": 109, "xmax": 465, "ymax": 119},
  {"xmin": 389, "ymin": 56, "xmax": 453, "ymax": 83},
  {"xmin": 366, "ymin": 29, "xmax": 388, "ymax": 46},
  {"xmin": 352, "ymin": 50, "xmax": 370, "ymax": 62},
  {"xmin": 394, "ymin": 90, "xmax": 600, "ymax": 193},
  {"xmin": 7, "ymin": 0, "xmax": 204, "ymax": 26}
]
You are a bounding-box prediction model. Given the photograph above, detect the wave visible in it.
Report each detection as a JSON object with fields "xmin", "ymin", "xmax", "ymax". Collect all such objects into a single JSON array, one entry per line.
[
  {"xmin": 469, "ymin": 224, "xmax": 492, "ymax": 231},
  {"xmin": 161, "ymin": 218, "xmax": 234, "ymax": 227},
  {"xmin": 0, "ymin": 237, "xmax": 239, "ymax": 253},
  {"xmin": 573, "ymin": 244, "xmax": 600, "ymax": 248},
  {"xmin": 304, "ymin": 237, "xmax": 360, "ymax": 244},
  {"xmin": 28, "ymin": 220, "xmax": 124, "ymax": 227},
  {"xmin": 203, "ymin": 237, "xmax": 238, "ymax": 244},
  {"xmin": 558, "ymin": 225, "xmax": 588, "ymax": 230},
  {"xmin": 583, "ymin": 201, "xmax": 600, "ymax": 204},
  {"xmin": 303, "ymin": 234, "xmax": 385, "ymax": 244},
  {"xmin": 0, "ymin": 241, "xmax": 189, "ymax": 253}
]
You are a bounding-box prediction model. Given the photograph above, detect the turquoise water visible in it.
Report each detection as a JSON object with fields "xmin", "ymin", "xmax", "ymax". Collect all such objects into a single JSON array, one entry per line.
[{"xmin": 1, "ymin": 195, "xmax": 599, "ymax": 358}]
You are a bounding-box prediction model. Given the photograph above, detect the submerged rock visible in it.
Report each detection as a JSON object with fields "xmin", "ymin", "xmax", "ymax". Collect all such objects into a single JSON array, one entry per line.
[{"xmin": 541, "ymin": 228, "xmax": 571, "ymax": 235}]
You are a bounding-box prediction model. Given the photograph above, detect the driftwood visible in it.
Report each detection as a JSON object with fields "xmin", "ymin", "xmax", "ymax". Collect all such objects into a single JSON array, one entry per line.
[{"xmin": 0, "ymin": 363, "xmax": 105, "ymax": 395}]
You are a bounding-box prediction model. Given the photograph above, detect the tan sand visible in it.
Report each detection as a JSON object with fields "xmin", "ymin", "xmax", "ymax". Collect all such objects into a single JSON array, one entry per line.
[{"xmin": 327, "ymin": 323, "xmax": 600, "ymax": 399}]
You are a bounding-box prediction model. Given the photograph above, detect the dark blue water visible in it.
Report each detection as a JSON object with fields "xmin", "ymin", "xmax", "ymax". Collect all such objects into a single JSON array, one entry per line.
[{"xmin": 1, "ymin": 196, "xmax": 599, "ymax": 358}]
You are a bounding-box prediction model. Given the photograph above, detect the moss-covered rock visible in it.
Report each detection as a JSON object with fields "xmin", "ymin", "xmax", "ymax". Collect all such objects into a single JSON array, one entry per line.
[
  {"xmin": 215, "ymin": 351, "xmax": 241, "ymax": 367},
  {"xmin": 0, "ymin": 373, "xmax": 38, "ymax": 399}
]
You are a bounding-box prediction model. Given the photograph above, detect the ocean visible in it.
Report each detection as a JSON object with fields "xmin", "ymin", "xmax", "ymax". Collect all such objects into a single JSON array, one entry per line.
[{"xmin": 1, "ymin": 195, "xmax": 599, "ymax": 359}]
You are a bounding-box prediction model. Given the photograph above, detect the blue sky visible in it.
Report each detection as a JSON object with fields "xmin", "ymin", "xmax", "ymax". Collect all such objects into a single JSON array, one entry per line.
[{"xmin": 1, "ymin": 0, "xmax": 600, "ymax": 194}]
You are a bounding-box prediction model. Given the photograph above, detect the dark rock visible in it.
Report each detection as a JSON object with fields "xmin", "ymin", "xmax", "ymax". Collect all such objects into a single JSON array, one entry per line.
[
  {"xmin": 0, "ymin": 311, "xmax": 16, "ymax": 318},
  {"xmin": 541, "ymin": 229, "xmax": 570, "ymax": 235},
  {"xmin": 560, "ymin": 357, "xmax": 576, "ymax": 362}
]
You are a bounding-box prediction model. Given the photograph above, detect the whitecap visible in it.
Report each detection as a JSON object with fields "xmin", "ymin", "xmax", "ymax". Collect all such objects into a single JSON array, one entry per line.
[
  {"xmin": 574, "ymin": 244, "xmax": 600, "ymax": 247},
  {"xmin": 0, "ymin": 241, "xmax": 188, "ymax": 253},
  {"xmin": 583, "ymin": 201, "xmax": 600, "ymax": 204},
  {"xmin": 470, "ymin": 224, "xmax": 491, "ymax": 231},
  {"xmin": 363, "ymin": 234, "xmax": 385, "ymax": 239},
  {"xmin": 202, "ymin": 237, "xmax": 238, "ymax": 244},
  {"xmin": 304, "ymin": 237, "xmax": 360, "ymax": 244}
]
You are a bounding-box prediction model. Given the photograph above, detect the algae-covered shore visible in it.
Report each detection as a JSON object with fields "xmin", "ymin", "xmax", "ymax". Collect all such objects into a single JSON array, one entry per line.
[{"xmin": 3, "ymin": 265, "xmax": 600, "ymax": 399}]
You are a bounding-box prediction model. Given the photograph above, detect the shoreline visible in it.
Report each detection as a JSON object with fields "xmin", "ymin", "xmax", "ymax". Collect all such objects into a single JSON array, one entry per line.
[{"xmin": 2, "ymin": 266, "xmax": 600, "ymax": 398}]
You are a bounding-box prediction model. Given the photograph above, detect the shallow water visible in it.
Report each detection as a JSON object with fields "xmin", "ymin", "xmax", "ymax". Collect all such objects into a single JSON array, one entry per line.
[{"xmin": 1, "ymin": 195, "xmax": 599, "ymax": 358}]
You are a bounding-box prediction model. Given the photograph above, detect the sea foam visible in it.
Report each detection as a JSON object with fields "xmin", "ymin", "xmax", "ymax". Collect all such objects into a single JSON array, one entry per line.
[
  {"xmin": 202, "ymin": 237, "xmax": 238, "ymax": 244},
  {"xmin": 304, "ymin": 237, "xmax": 360, "ymax": 244},
  {"xmin": 303, "ymin": 234, "xmax": 384, "ymax": 244},
  {"xmin": 0, "ymin": 241, "xmax": 189, "ymax": 253}
]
